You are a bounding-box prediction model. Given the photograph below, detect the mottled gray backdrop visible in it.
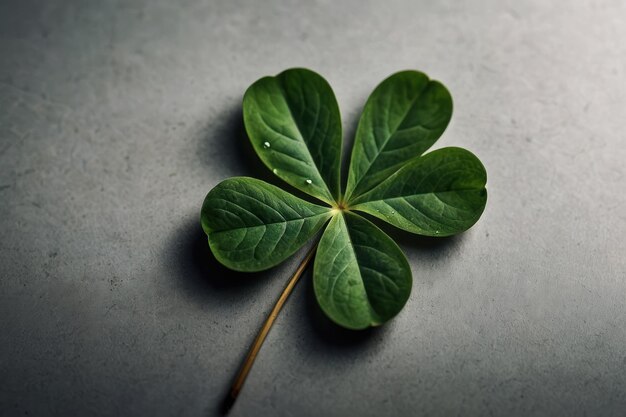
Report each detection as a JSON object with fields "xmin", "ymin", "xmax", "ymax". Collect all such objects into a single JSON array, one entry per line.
[{"xmin": 1, "ymin": 0, "xmax": 625, "ymax": 416}]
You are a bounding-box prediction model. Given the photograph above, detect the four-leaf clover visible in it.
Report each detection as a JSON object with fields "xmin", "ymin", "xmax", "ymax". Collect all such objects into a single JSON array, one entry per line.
[{"xmin": 201, "ymin": 68, "xmax": 487, "ymax": 330}]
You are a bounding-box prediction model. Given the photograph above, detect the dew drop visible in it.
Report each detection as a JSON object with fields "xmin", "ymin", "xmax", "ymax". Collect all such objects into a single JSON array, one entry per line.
[
  {"xmin": 305, "ymin": 179, "xmax": 312, "ymax": 185},
  {"xmin": 435, "ymin": 230, "xmax": 440, "ymax": 235},
  {"xmin": 272, "ymin": 168, "xmax": 278, "ymax": 174},
  {"xmin": 391, "ymin": 211, "xmax": 395, "ymax": 214},
  {"xmin": 263, "ymin": 141, "xmax": 271, "ymax": 149}
]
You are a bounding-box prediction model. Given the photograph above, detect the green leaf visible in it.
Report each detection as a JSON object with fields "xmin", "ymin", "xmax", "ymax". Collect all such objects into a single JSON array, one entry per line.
[
  {"xmin": 351, "ymin": 147, "xmax": 487, "ymax": 237},
  {"xmin": 201, "ymin": 177, "xmax": 332, "ymax": 272},
  {"xmin": 313, "ymin": 212, "xmax": 412, "ymax": 330},
  {"xmin": 243, "ymin": 68, "xmax": 342, "ymax": 205},
  {"xmin": 202, "ymin": 69, "xmax": 488, "ymax": 335},
  {"xmin": 345, "ymin": 71, "xmax": 453, "ymax": 201}
]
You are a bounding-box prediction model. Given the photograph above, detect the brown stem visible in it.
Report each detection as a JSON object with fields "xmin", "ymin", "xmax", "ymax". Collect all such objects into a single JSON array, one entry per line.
[{"xmin": 223, "ymin": 241, "xmax": 318, "ymax": 412}]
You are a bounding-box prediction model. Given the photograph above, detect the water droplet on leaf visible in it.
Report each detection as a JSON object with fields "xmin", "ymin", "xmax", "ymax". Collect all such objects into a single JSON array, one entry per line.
[
  {"xmin": 263, "ymin": 141, "xmax": 270, "ymax": 149},
  {"xmin": 305, "ymin": 179, "xmax": 312, "ymax": 185},
  {"xmin": 272, "ymin": 168, "xmax": 278, "ymax": 174}
]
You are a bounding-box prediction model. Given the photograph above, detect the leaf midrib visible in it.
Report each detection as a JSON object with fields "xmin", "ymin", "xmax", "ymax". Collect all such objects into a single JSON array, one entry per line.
[
  {"xmin": 353, "ymin": 187, "xmax": 485, "ymax": 208},
  {"xmin": 275, "ymin": 78, "xmax": 333, "ymax": 203},
  {"xmin": 340, "ymin": 213, "xmax": 384, "ymax": 324},
  {"xmin": 348, "ymin": 81, "xmax": 430, "ymax": 201},
  {"xmin": 209, "ymin": 211, "xmax": 330, "ymax": 234}
]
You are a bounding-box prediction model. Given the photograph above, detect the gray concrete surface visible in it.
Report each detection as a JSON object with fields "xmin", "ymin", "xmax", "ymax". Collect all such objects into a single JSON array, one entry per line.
[{"xmin": 1, "ymin": 0, "xmax": 625, "ymax": 416}]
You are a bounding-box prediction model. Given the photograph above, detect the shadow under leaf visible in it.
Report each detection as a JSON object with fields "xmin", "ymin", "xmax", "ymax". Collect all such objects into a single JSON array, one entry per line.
[{"xmin": 169, "ymin": 217, "xmax": 273, "ymax": 307}]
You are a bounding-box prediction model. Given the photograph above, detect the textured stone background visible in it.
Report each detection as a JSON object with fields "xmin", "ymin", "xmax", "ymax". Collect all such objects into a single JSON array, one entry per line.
[{"xmin": 1, "ymin": 1, "xmax": 625, "ymax": 416}]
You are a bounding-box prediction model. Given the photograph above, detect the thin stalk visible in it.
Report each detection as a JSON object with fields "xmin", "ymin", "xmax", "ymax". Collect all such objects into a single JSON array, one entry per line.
[{"xmin": 223, "ymin": 241, "xmax": 318, "ymax": 412}]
